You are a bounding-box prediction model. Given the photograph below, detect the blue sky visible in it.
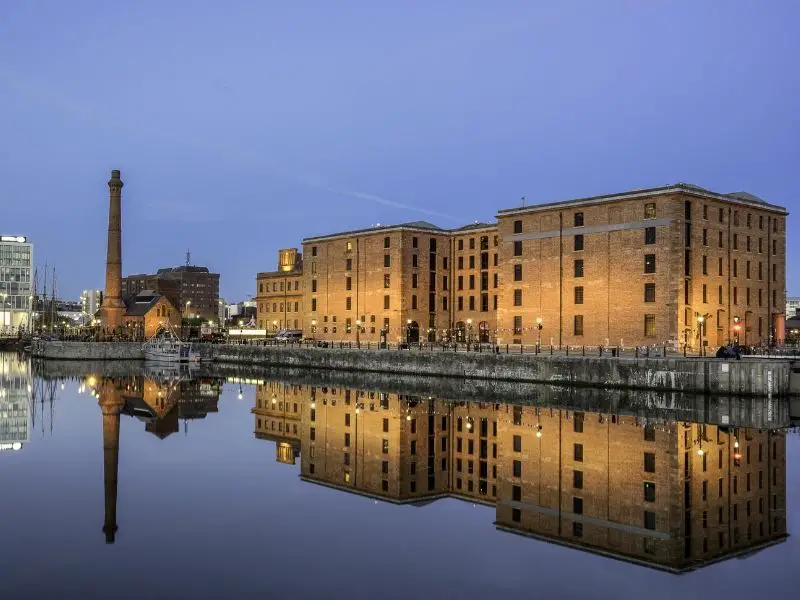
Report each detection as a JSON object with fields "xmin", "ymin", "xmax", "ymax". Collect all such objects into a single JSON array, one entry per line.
[{"xmin": 1, "ymin": 1, "xmax": 797, "ymax": 301}]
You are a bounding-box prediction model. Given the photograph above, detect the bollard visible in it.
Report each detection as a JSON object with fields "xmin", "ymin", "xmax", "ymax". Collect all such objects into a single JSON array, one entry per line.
[
  {"xmin": 506, "ymin": 344, "xmax": 509, "ymax": 354},
  {"xmin": 550, "ymin": 345, "xmax": 553, "ymax": 356},
  {"xmin": 599, "ymin": 346, "xmax": 603, "ymax": 356},
  {"xmin": 582, "ymin": 346, "xmax": 585, "ymax": 356},
  {"xmin": 566, "ymin": 346, "xmax": 569, "ymax": 356},
  {"xmin": 683, "ymin": 344, "xmax": 687, "ymax": 357},
  {"xmin": 635, "ymin": 347, "xmax": 639, "ymax": 359},
  {"xmin": 663, "ymin": 344, "xmax": 667, "ymax": 357},
  {"xmin": 646, "ymin": 346, "xmax": 650, "ymax": 358}
]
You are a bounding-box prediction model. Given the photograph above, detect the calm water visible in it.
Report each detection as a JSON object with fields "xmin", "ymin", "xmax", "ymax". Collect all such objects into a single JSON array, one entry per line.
[{"xmin": 1, "ymin": 353, "xmax": 797, "ymax": 600}]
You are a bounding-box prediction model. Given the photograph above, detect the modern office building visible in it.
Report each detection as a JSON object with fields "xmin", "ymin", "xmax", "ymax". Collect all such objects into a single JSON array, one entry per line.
[
  {"xmin": 80, "ymin": 289, "xmax": 103, "ymax": 317},
  {"xmin": 256, "ymin": 248, "xmax": 304, "ymax": 332},
  {"xmin": 786, "ymin": 297, "xmax": 800, "ymax": 319},
  {"xmin": 0, "ymin": 234, "xmax": 33, "ymax": 333},
  {"xmin": 289, "ymin": 183, "xmax": 787, "ymax": 349}
]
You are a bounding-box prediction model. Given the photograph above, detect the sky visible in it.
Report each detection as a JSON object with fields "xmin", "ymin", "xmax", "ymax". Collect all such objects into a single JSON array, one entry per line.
[{"xmin": 0, "ymin": 0, "xmax": 798, "ymax": 302}]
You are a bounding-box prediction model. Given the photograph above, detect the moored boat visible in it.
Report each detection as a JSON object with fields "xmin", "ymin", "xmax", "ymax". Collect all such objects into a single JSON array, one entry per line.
[{"xmin": 143, "ymin": 325, "xmax": 200, "ymax": 363}]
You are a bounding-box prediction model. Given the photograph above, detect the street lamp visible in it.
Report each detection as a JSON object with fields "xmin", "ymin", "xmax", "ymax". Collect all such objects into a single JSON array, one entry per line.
[
  {"xmin": 466, "ymin": 318, "xmax": 473, "ymax": 347},
  {"xmin": 0, "ymin": 293, "xmax": 7, "ymax": 332},
  {"xmin": 536, "ymin": 317, "xmax": 543, "ymax": 353},
  {"xmin": 697, "ymin": 315, "xmax": 705, "ymax": 356},
  {"xmin": 311, "ymin": 319, "xmax": 317, "ymax": 335},
  {"xmin": 355, "ymin": 319, "xmax": 361, "ymax": 348},
  {"xmin": 733, "ymin": 316, "xmax": 741, "ymax": 345},
  {"xmin": 406, "ymin": 318, "xmax": 412, "ymax": 345}
]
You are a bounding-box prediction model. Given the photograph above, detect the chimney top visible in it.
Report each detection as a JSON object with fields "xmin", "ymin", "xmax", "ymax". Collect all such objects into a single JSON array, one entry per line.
[{"xmin": 110, "ymin": 169, "xmax": 121, "ymax": 179}]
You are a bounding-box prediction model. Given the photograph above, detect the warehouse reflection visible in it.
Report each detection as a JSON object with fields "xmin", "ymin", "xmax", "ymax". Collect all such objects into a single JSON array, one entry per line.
[{"xmin": 254, "ymin": 381, "xmax": 789, "ymax": 573}]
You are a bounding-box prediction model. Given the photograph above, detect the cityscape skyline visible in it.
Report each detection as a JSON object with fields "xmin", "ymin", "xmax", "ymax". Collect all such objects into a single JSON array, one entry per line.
[{"xmin": 1, "ymin": 2, "xmax": 798, "ymax": 301}]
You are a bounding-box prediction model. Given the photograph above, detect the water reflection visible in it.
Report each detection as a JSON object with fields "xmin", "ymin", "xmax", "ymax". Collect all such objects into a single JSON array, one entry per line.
[
  {"xmin": 9, "ymin": 356, "xmax": 793, "ymax": 576},
  {"xmin": 0, "ymin": 354, "xmax": 30, "ymax": 451},
  {"xmin": 81, "ymin": 365, "xmax": 223, "ymax": 543},
  {"xmin": 254, "ymin": 380, "xmax": 789, "ymax": 573}
]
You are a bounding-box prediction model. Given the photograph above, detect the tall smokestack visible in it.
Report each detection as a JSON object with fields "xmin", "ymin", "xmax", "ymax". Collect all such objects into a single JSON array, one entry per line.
[{"xmin": 100, "ymin": 169, "xmax": 125, "ymax": 330}]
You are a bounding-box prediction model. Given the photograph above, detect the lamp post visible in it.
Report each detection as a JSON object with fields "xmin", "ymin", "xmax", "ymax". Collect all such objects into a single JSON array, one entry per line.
[
  {"xmin": 0, "ymin": 293, "xmax": 7, "ymax": 333},
  {"xmin": 466, "ymin": 318, "xmax": 473, "ymax": 349},
  {"xmin": 406, "ymin": 319, "xmax": 412, "ymax": 346},
  {"xmin": 536, "ymin": 317, "xmax": 543, "ymax": 353},
  {"xmin": 697, "ymin": 315, "xmax": 705, "ymax": 356},
  {"xmin": 733, "ymin": 316, "xmax": 741, "ymax": 345},
  {"xmin": 355, "ymin": 319, "xmax": 361, "ymax": 348},
  {"xmin": 311, "ymin": 319, "xmax": 317, "ymax": 336}
]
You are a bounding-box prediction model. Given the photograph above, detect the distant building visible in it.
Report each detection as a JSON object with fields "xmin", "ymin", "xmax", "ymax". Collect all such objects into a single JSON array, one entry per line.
[
  {"xmin": 786, "ymin": 297, "xmax": 800, "ymax": 319},
  {"xmin": 122, "ymin": 265, "xmax": 220, "ymax": 322},
  {"xmin": 256, "ymin": 248, "xmax": 304, "ymax": 333},
  {"xmin": 0, "ymin": 234, "xmax": 33, "ymax": 333},
  {"xmin": 81, "ymin": 289, "xmax": 103, "ymax": 317}
]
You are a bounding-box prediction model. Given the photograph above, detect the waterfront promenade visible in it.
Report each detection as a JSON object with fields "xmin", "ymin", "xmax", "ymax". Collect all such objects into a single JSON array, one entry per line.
[{"xmin": 29, "ymin": 339, "xmax": 798, "ymax": 397}]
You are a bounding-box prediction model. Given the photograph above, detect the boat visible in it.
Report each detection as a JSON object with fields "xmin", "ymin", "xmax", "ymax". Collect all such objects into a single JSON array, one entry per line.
[{"xmin": 143, "ymin": 324, "xmax": 200, "ymax": 363}]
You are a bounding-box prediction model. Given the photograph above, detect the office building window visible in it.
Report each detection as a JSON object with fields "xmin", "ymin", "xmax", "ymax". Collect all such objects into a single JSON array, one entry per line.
[
  {"xmin": 574, "ymin": 259, "xmax": 584, "ymax": 278},
  {"xmin": 513, "ymin": 220, "xmax": 522, "ymax": 234},
  {"xmin": 574, "ymin": 212, "xmax": 584, "ymax": 227},
  {"xmin": 514, "ymin": 240, "xmax": 522, "ymax": 256},
  {"xmin": 645, "ymin": 227, "xmax": 656, "ymax": 244},
  {"xmin": 513, "ymin": 289, "xmax": 522, "ymax": 306},
  {"xmin": 514, "ymin": 264, "xmax": 522, "ymax": 281},
  {"xmin": 384, "ymin": 236, "xmax": 390, "ymax": 249},
  {"xmin": 574, "ymin": 286, "xmax": 584, "ymax": 304},
  {"xmin": 573, "ymin": 470, "xmax": 583, "ymax": 489},
  {"xmin": 644, "ymin": 511, "xmax": 656, "ymax": 530},
  {"xmin": 383, "ymin": 295, "xmax": 390, "ymax": 309},
  {"xmin": 384, "ymin": 254, "xmax": 391, "ymax": 268},
  {"xmin": 513, "ymin": 316, "xmax": 522, "ymax": 335},
  {"xmin": 574, "ymin": 234, "xmax": 584, "ymax": 251}
]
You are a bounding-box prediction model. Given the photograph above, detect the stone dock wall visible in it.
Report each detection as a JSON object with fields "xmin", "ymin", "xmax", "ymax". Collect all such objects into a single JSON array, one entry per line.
[{"xmin": 29, "ymin": 340, "xmax": 797, "ymax": 396}]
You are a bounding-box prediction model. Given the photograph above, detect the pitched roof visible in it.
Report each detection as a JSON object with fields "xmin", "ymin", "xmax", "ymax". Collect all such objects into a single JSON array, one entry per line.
[
  {"xmin": 123, "ymin": 291, "xmax": 168, "ymax": 317},
  {"xmin": 497, "ymin": 182, "xmax": 787, "ymax": 217},
  {"xmin": 303, "ymin": 220, "xmax": 443, "ymax": 242}
]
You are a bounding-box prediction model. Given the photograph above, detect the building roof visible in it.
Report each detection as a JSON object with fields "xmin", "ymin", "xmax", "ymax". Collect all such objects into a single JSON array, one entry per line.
[
  {"xmin": 303, "ymin": 220, "xmax": 443, "ymax": 243},
  {"xmin": 257, "ymin": 267, "xmax": 303, "ymax": 279},
  {"xmin": 156, "ymin": 265, "xmax": 218, "ymax": 275},
  {"xmin": 123, "ymin": 291, "xmax": 169, "ymax": 317},
  {"xmin": 450, "ymin": 221, "xmax": 497, "ymax": 232},
  {"xmin": 496, "ymin": 182, "xmax": 788, "ymax": 217}
]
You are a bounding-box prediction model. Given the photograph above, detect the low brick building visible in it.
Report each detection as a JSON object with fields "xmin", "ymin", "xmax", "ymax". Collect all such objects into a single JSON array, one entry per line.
[{"xmin": 121, "ymin": 290, "xmax": 180, "ymax": 338}]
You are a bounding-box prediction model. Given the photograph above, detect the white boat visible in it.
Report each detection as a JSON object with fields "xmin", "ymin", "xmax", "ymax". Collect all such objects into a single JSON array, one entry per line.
[{"xmin": 143, "ymin": 325, "xmax": 200, "ymax": 363}]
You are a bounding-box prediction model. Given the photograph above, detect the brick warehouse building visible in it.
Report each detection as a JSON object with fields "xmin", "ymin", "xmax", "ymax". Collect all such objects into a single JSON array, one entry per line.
[
  {"xmin": 256, "ymin": 249, "xmax": 304, "ymax": 332},
  {"xmin": 258, "ymin": 183, "xmax": 787, "ymax": 349}
]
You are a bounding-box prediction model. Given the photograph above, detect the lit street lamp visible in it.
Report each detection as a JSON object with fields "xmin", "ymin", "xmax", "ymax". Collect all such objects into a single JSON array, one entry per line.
[
  {"xmin": 697, "ymin": 315, "xmax": 705, "ymax": 356},
  {"xmin": 535, "ymin": 317, "xmax": 543, "ymax": 353},
  {"xmin": 733, "ymin": 316, "xmax": 741, "ymax": 345},
  {"xmin": 406, "ymin": 318, "xmax": 412, "ymax": 345},
  {"xmin": 355, "ymin": 319, "xmax": 361, "ymax": 348}
]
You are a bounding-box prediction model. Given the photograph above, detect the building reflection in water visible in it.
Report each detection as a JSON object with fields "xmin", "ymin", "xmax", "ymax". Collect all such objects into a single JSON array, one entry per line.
[
  {"xmin": 83, "ymin": 369, "xmax": 223, "ymax": 543},
  {"xmin": 0, "ymin": 354, "xmax": 30, "ymax": 452},
  {"xmin": 254, "ymin": 382, "xmax": 788, "ymax": 573}
]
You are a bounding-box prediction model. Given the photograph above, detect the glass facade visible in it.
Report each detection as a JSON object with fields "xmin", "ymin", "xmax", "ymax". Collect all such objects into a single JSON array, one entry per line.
[
  {"xmin": 0, "ymin": 237, "xmax": 33, "ymax": 332},
  {"xmin": 0, "ymin": 357, "xmax": 30, "ymax": 450}
]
